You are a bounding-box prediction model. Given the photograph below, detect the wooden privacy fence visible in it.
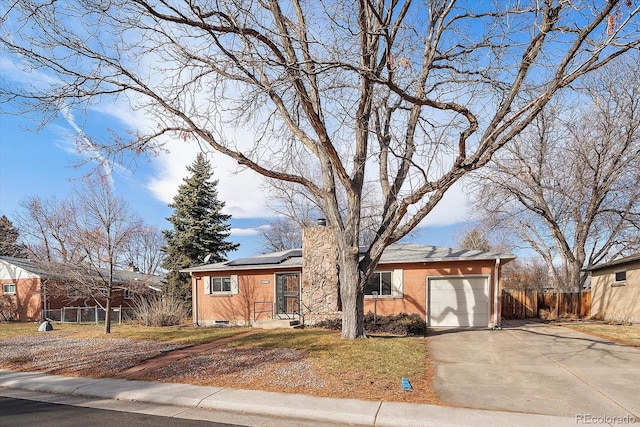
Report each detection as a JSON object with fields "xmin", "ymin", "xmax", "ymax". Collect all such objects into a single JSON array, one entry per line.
[{"xmin": 501, "ymin": 290, "xmax": 591, "ymax": 319}]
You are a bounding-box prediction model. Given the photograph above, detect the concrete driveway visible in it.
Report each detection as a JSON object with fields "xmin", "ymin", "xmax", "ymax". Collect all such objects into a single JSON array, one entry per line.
[{"xmin": 428, "ymin": 321, "xmax": 640, "ymax": 421}]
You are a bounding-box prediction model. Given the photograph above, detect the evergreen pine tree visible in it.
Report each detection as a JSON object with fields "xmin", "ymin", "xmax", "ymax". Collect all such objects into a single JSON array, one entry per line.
[
  {"xmin": 0, "ymin": 215, "xmax": 27, "ymax": 258},
  {"xmin": 162, "ymin": 153, "xmax": 239, "ymax": 302}
]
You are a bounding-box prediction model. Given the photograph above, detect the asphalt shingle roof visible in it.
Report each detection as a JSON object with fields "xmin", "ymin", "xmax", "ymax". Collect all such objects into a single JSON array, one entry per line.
[
  {"xmin": 182, "ymin": 243, "xmax": 515, "ymax": 273},
  {"xmin": 0, "ymin": 256, "xmax": 164, "ymax": 288},
  {"xmin": 584, "ymin": 254, "xmax": 640, "ymax": 272}
]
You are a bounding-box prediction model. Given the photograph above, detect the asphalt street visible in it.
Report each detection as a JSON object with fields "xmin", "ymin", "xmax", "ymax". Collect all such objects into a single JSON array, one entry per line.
[
  {"xmin": 0, "ymin": 396, "xmax": 241, "ymax": 427},
  {"xmin": 0, "ymin": 388, "xmax": 339, "ymax": 427}
]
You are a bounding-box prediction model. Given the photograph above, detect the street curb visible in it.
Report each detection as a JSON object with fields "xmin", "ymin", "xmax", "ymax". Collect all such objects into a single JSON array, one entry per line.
[{"xmin": 0, "ymin": 369, "xmax": 578, "ymax": 426}]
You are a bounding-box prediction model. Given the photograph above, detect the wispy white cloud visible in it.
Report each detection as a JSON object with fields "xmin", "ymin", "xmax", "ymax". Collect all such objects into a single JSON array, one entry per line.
[
  {"xmin": 58, "ymin": 94, "xmax": 475, "ymax": 228},
  {"xmin": 0, "ymin": 57, "xmax": 58, "ymax": 87},
  {"xmin": 58, "ymin": 105, "xmax": 115, "ymax": 186},
  {"xmin": 5, "ymin": 42, "xmax": 472, "ymax": 230},
  {"xmin": 417, "ymin": 180, "xmax": 476, "ymax": 227},
  {"xmin": 230, "ymin": 225, "xmax": 270, "ymax": 237},
  {"xmin": 145, "ymin": 140, "xmax": 271, "ymax": 219}
]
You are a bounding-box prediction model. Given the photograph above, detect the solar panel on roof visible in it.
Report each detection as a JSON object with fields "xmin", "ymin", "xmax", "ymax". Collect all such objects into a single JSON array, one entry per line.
[
  {"xmin": 227, "ymin": 249, "xmax": 302, "ymax": 266},
  {"xmin": 228, "ymin": 256, "xmax": 282, "ymax": 266}
]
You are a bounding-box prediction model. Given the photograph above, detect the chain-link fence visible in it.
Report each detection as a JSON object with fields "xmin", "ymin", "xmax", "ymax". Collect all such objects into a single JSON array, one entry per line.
[{"xmin": 44, "ymin": 306, "xmax": 136, "ymax": 324}]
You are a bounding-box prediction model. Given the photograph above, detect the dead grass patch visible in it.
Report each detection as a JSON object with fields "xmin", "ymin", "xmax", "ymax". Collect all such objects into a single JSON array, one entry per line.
[
  {"xmin": 223, "ymin": 329, "xmax": 438, "ymax": 404},
  {"xmin": 0, "ymin": 323, "xmax": 440, "ymax": 405},
  {"xmin": 0, "ymin": 322, "xmax": 250, "ymax": 345},
  {"xmin": 0, "ymin": 322, "xmax": 93, "ymax": 339},
  {"xmin": 70, "ymin": 323, "xmax": 252, "ymax": 345},
  {"xmin": 563, "ymin": 323, "xmax": 640, "ymax": 348}
]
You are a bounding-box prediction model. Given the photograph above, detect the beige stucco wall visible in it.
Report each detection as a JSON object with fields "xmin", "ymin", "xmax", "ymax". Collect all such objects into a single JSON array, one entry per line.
[{"xmin": 590, "ymin": 260, "xmax": 640, "ymax": 323}]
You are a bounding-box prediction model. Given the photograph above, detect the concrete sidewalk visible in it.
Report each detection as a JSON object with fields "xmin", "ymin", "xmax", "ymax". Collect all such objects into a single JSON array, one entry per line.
[{"xmin": 0, "ymin": 368, "xmax": 577, "ymax": 427}]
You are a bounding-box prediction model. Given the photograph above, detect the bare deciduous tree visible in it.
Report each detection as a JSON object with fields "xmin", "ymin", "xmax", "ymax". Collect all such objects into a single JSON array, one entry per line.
[
  {"xmin": 122, "ymin": 226, "xmax": 165, "ymax": 275},
  {"xmin": 261, "ymin": 179, "xmax": 383, "ymax": 251},
  {"xmin": 259, "ymin": 217, "xmax": 304, "ymax": 253},
  {"xmin": 237, "ymin": 276, "xmax": 258, "ymax": 326},
  {"xmin": 474, "ymin": 55, "xmax": 640, "ymax": 291},
  {"xmin": 72, "ymin": 173, "xmax": 143, "ymax": 333},
  {"xmin": 454, "ymin": 222, "xmax": 552, "ymax": 291},
  {"xmin": 15, "ymin": 176, "xmax": 159, "ymax": 331},
  {"xmin": 455, "ymin": 225, "xmax": 494, "ymax": 252},
  {"xmin": 502, "ymin": 258, "xmax": 550, "ymax": 291},
  {"xmin": 16, "ymin": 196, "xmax": 84, "ymax": 263},
  {"xmin": 2, "ymin": 1, "xmax": 639, "ymax": 338}
]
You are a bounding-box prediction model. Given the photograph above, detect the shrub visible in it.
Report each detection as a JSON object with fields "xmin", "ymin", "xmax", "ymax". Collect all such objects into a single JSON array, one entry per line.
[
  {"xmin": 0, "ymin": 295, "xmax": 19, "ymax": 321},
  {"xmin": 132, "ymin": 293, "xmax": 188, "ymax": 327},
  {"xmin": 314, "ymin": 312, "xmax": 426, "ymax": 336},
  {"xmin": 606, "ymin": 311, "xmax": 634, "ymax": 325},
  {"xmin": 313, "ymin": 317, "xmax": 342, "ymax": 330},
  {"xmin": 538, "ymin": 308, "xmax": 557, "ymax": 321}
]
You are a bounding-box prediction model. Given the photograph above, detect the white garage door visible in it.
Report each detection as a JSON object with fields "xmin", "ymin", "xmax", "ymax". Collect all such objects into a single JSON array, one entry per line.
[{"xmin": 428, "ymin": 277, "xmax": 490, "ymax": 327}]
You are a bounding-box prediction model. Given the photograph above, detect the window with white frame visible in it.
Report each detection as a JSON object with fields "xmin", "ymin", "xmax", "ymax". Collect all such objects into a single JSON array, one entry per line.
[
  {"xmin": 365, "ymin": 272, "xmax": 392, "ymax": 296},
  {"xmin": 2, "ymin": 283, "xmax": 16, "ymax": 294},
  {"xmin": 124, "ymin": 289, "xmax": 134, "ymax": 299},
  {"xmin": 614, "ymin": 270, "xmax": 627, "ymax": 283},
  {"xmin": 208, "ymin": 277, "xmax": 231, "ymax": 293},
  {"xmin": 203, "ymin": 275, "xmax": 239, "ymax": 295}
]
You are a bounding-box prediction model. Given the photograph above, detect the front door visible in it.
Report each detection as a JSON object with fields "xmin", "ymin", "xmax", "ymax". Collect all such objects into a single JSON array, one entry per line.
[{"xmin": 275, "ymin": 273, "xmax": 300, "ymax": 317}]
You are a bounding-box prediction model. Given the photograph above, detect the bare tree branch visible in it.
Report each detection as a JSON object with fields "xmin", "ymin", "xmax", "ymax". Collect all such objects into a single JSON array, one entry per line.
[{"xmin": 2, "ymin": 0, "xmax": 638, "ymax": 337}]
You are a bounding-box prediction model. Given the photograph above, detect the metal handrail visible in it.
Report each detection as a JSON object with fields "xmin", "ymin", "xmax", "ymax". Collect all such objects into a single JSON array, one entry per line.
[
  {"xmin": 279, "ymin": 298, "xmax": 304, "ymax": 325},
  {"xmin": 253, "ymin": 301, "xmax": 273, "ymax": 322},
  {"xmin": 292, "ymin": 298, "xmax": 304, "ymax": 325},
  {"xmin": 255, "ymin": 296, "xmax": 304, "ymax": 325}
]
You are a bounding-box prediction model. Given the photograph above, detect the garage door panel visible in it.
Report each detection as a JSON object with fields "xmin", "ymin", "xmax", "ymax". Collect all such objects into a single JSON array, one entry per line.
[
  {"xmin": 430, "ymin": 277, "xmax": 488, "ymax": 291},
  {"xmin": 434, "ymin": 313, "xmax": 479, "ymax": 327},
  {"xmin": 428, "ymin": 277, "xmax": 489, "ymax": 328},
  {"xmin": 429, "ymin": 300, "xmax": 489, "ymax": 313},
  {"xmin": 429, "ymin": 302, "xmax": 491, "ymax": 314}
]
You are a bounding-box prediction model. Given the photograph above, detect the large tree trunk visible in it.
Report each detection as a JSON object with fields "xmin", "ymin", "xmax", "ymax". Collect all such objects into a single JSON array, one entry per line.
[
  {"xmin": 569, "ymin": 258, "xmax": 584, "ymax": 316},
  {"xmin": 104, "ymin": 282, "xmax": 113, "ymax": 334},
  {"xmin": 340, "ymin": 267, "xmax": 365, "ymax": 339},
  {"xmin": 339, "ymin": 252, "xmax": 365, "ymax": 339},
  {"xmin": 104, "ymin": 291, "xmax": 112, "ymax": 333}
]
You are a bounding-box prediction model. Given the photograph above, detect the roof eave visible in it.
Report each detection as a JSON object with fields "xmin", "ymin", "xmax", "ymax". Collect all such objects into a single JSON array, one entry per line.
[
  {"xmin": 181, "ymin": 263, "xmax": 303, "ymax": 273},
  {"xmin": 584, "ymin": 255, "xmax": 640, "ymax": 272},
  {"xmin": 182, "ymin": 254, "xmax": 516, "ymax": 273}
]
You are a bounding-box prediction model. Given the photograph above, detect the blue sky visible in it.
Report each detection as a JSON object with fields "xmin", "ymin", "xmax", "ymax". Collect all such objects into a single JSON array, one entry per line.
[
  {"xmin": 0, "ymin": 105, "xmax": 476, "ymax": 260},
  {"xmin": 0, "ymin": 0, "xmax": 498, "ymax": 262}
]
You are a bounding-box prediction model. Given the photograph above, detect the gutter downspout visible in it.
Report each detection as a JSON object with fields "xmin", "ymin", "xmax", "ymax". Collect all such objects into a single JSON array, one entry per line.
[
  {"xmin": 494, "ymin": 258, "xmax": 501, "ymax": 329},
  {"xmin": 192, "ymin": 275, "xmax": 199, "ymax": 327}
]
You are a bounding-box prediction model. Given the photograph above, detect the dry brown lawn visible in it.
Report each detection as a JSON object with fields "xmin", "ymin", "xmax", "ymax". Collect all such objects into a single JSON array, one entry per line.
[
  {"xmin": 562, "ymin": 322, "xmax": 640, "ymax": 348},
  {"xmin": 0, "ymin": 323, "xmax": 440, "ymax": 405}
]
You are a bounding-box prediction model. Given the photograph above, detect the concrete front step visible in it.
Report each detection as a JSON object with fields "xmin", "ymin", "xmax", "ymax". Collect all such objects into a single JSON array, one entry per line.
[{"xmin": 254, "ymin": 319, "xmax": 302, "ymax": 329}]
